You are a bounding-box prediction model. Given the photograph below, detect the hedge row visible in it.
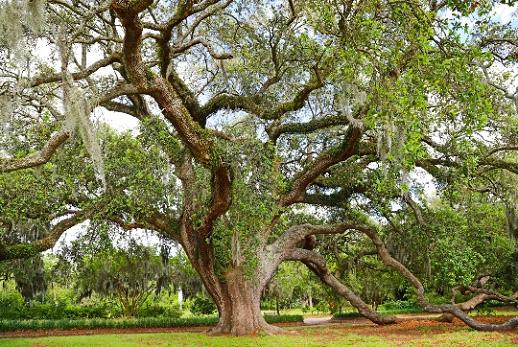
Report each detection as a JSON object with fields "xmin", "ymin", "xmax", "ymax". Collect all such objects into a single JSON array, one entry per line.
[
  {"xmin": 263, "ymin": 314, "xmax": 303, "ymax": 324},
  {"xmin": 0, "ymin": 315, "xmax": 303, "ymax": 332}
]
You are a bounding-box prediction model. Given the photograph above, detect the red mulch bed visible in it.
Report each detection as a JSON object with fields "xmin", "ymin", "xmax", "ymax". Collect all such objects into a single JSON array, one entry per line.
[{"xmin": 309, "ymin": 315, "xmax": 518, "ymax": 338}]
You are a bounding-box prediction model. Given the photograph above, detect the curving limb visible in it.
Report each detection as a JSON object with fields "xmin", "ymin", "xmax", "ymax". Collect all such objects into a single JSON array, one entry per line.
[
  {"xmin": 0, "ymin": 211, "xmax": 90, "ymax": 261},
  {"xmin": 0, "ymin": 131, "xmax": 70, "ymax": 173},
  {"xmin": 355, "ymin": 225, "xmax": 518, "ymax": 331},
  {"xmin": 283, "ymin": 247, "xmax": 400, "ymax": 325},
  {"xmin": 272, "ymin": 221, "xmax": 518, "ymax": 331}
]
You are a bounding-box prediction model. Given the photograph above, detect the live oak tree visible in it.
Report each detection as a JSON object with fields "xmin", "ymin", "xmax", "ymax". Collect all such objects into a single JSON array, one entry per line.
[{"xmin": 0, "ymin": 0, "xmax": 517, "ymax": 335}]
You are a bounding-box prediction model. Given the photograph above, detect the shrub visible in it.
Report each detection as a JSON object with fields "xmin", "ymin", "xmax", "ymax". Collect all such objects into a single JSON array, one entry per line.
[
  {"xmin": 190, "ymin": 296, "xmax": 217, "ymax": 315},
  {"xmin": 25, "ymin": 301, "xmax": 68, "ymax": 320},
  {"xmin": 137, "ymin": 304, "xmax": 181, "ymax": 318},
  {"xmin": 138, "ymin": 304, "xmax": 166, "ymax": 317},
  {"xmin": 63, "ymin": 303, "xmax": 115, "ymax": 319},
  {"xmin": 379, "ymin": 300, "xmax": 421, "ymax": 313},
  {"xmin": 0, "ymin": 290, "xmax": 25, "ymax": 319},
  {"xmin": 0, "ymin": 314, "xmax": 302, "ymax": 331},
  {"xmin": 263, "ymin": 315, "xmax": 303, "ymax": 323},
  {"xmin": 0, "ymin": 316, "xmax": 218, "ymax": 332},
  {"xmin": 314, "ymin": 300, "xmax": 330, "ymax": 314}
]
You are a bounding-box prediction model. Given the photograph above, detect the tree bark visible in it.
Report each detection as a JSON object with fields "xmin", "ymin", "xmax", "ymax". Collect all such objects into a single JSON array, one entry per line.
[
  {"xmin": 180, "ymin": 227, "xmax": 281, "ymax": 335},
  {"xmin": 208, "ymin": 267, "xmax": 282, "ymax": 336}
]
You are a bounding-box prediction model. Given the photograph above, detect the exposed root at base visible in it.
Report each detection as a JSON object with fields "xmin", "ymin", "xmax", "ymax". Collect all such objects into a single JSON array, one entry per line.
[{"xmin": 207, "ymin": 322, "xmax": 283, "ymax": 336}]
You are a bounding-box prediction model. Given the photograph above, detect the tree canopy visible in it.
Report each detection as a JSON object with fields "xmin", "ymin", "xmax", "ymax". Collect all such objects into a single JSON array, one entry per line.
[{"xmin": 0, "ymin": 0, "xmax": 517, "ymax": 335}]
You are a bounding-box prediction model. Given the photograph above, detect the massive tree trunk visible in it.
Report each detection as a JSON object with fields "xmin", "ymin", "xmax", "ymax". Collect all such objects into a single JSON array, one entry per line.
[
  {"xmin": 180, "ymin": 226, "xmax": 281, "ymax": 336},
  {"xmin": 209, "ymin": 268, "xmax": 281, "ymax": 335}
]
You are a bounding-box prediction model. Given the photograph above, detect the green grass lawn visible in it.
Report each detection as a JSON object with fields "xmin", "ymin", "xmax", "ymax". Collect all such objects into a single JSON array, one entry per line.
[{"xmin": 0, "ymin": 329, "xmax": 516, "ymax": 347}]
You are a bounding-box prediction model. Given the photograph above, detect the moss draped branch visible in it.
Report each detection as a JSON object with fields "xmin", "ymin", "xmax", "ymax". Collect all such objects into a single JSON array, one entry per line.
[
  {"xmin": 0, "ymin": 131, "xmax": 70, "ymax": 173},
  {"xmin": 0, "ymin": 212, "xmax": 90, "ymax": 261}
]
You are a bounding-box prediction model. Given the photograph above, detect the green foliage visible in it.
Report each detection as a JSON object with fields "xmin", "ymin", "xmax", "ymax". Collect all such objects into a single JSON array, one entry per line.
[
  {"xmin": 431, "ymin": 238, "xmax": 483, "ymax": 288},
  {"xmin": 377, "ymin": 300, "xmax": 422, "ymax": 314},
  {"xmin": 189, "ymin": 296, "xmax": 217, "ymax": 316},
  {"xmin": 0, "ymin": 289, "xmax": 25, "ymax": 319},
  {"xmin": 0, "ymin": 288, "xmax": 119, "ymax": 320},
  {"xmin": 71, "ymin": 241, "xmax": 173, "ymax": 317},
  {"xmin": 137, "ymin": 303, "xmax": 181, "ymax": 319},
  {"xmin": 0, "ymin": 315, "xmax": 302, "ymax": 332}
]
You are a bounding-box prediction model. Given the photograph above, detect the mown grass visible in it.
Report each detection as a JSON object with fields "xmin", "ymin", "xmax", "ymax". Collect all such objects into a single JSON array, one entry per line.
[{"xmin": 0, "ymin": 329, "xmax": 516, "ymax": 347}]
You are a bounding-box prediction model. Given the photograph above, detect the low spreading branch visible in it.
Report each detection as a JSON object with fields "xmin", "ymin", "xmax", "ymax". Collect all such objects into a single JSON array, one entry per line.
[
  {"xmin": 0, "ymin": 212, "xmax": 90, "ymax": 261},
  {"xmin": 284, "ymin": 247, "xmax": 400, "ymax": 325}
]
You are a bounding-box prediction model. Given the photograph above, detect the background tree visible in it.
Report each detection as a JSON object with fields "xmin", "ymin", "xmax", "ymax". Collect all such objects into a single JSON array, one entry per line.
[
  {"xmin": 0, "ymin": 0, "xmax": 517, "ymax": 335},
  {"xmin": 72, "ymin": 239, "xmax": 172, "ymax": 317}
]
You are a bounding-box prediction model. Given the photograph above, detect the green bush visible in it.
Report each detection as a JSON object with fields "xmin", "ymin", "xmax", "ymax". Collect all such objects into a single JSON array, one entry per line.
[
  {"xmin": 0, "ymin": 317, "xmax": 218, "ymax": 332},
  {"xmin": 0, "ymin": 290, "xmax": 25, "ymax": 319},
  {"xmin": 263, "ymin": 315, "xmax": 303, "ymax": 323},
  {"xmin": 379, "ymin": 300, "xmax": 422, "ymax": 313},
  {"xmin": 0, "ymin": 292, "xmax": 122, "ymax": 320},
  {"xmin": 137, "ymin": 304, "xmax": 181, "ymax": 318},
  {"xmin": 190, "ymin": 296, "xmax": 217, "ymax": 315},
  {"xmin": 314, "ymin": 300, "xmax": 330, "ymax": 314},
  {"xmin": 63, "ymin": 303, "xmax": 116, "ymax": 319},
  {"xmin": 25, "ymin": 301, "xmax": 69, "ymax": 320}
]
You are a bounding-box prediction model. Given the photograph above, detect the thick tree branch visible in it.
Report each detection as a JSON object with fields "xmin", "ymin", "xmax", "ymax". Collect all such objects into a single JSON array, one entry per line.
[
  {"xmin": 266, "ymin": 113, "xmax": 351, "ymax": 141},
  {"xmin": 271, "ymin": 222, "xmax": 357, "ymax": 254},
  {"xmin": 279, "ymin": 121, "xmax": 364, "ymax": 207},
  {"xmin": 198, "ymin": 68, "xmax": 325, "ymax": 120},
  {"xmin": 284, "ymin": 247, "xmax": 399, "ymax": 325},
  {"xmin": 0, "ymin": 212, "xmax": 90, "ymax": 261},
  {"xmin": 274, "ymin": 220, "xmax": 518, "ymax": 330},
  {"xmin": 196, "ymin": 164, "xmax": 233, "ymax": 238},
  {"xmin": 0, "ymin": 131, "xmax": 70, "ymax": 173},
  {"xmin": 172, "ymin": 37, "xmax": 233, "ymax": 60},
  {"xmin": 302, "ymin": 184, "xmax": 367, "ymax": 207},
  {"xmin": 355, "ymin": 224, "xmax": 518, "ymax": 331},
  {"xmin": 110, "ymin": 211, "xmax": 181, "ymax": 242},
  {"xmin": 111, "ymin": 0, "xmax": 212, "ymax": 164}
]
